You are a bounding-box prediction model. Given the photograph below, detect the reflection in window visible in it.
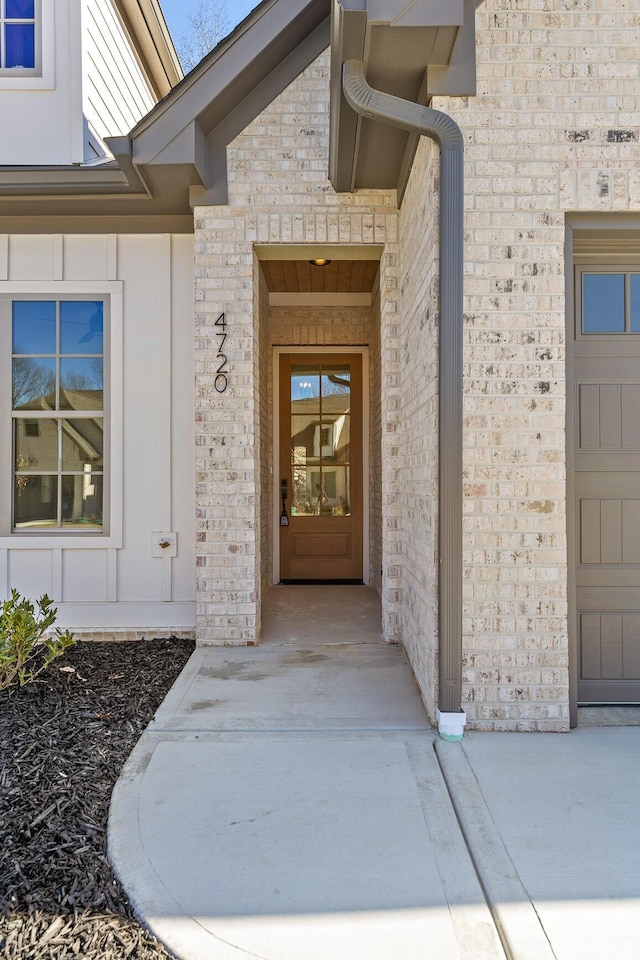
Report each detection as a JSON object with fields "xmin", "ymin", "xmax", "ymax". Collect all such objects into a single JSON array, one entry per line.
[
  {"xmin": 11, "ymin": 300, "xmax": 105, "ymax": 530},
  {"xmin": 290, "ymin": 364, "xmax": 351, "ymax": 517},
  {"xmin": 1, "ymin": 0, "xmax": 36, "ymax": 71},
  {"xmin": 582, "ymin": 274, "xmax": 625, "ymax": 333}
]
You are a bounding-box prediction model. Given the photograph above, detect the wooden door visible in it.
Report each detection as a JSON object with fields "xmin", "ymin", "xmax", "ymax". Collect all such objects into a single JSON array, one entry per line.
[
  {"xmin": 574, "ymin": 268, "xmax": 640, "ymax": 702},
  {"xmin": 279, "ymin": 354, "xmax": 363, "ymax": 581}
]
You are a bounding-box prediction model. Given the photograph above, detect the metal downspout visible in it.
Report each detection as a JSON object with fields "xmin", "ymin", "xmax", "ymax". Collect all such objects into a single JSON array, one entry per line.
[{"xmin": 342, "ymin": 60, "xmax": 465, "ymax": 739}]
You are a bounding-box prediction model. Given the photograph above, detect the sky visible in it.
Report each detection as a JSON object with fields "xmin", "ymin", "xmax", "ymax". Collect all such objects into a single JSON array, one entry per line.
[{"xmin": 159, "ymin": 0, "xmax": 259, "ymax": 57}]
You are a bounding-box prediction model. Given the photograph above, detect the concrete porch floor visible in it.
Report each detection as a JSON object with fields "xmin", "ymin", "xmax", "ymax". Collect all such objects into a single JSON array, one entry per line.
[{"xmin": 108, "ymin": 585, "xmax": 640, "ymax": 960}]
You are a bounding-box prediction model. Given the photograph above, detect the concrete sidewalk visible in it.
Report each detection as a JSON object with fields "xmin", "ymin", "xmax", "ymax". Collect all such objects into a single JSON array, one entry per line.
[{"xmin": 108, "ymin": 633, "xmax": 639, "ymax": 960}]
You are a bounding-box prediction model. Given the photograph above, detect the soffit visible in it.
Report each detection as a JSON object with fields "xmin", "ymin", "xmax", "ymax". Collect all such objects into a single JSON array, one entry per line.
[
  {"xmin": 262, "ymin": 259, "xmax": 379, "ymax": 293},
  {"xmin": 329, "ymin": 0, "xmax": 476, "ymax": 198}
]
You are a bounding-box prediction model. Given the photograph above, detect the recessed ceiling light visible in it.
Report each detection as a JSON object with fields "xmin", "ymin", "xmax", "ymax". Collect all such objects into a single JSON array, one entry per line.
[{"xmin": 309, "ymin": 258, "xmax": 332, "ymax": 266}]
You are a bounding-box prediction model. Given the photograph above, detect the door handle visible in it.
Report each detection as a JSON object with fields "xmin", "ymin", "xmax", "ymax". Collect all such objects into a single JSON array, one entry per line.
[{"xmin": 280, "ymin": 479, "xmax": 289, "ymax": 526}]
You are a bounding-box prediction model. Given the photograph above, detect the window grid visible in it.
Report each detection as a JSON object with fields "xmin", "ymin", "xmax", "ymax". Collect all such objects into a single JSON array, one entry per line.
[{"xmin": 11, "ymin": 299, "xmax": 105, "ymax": 532}]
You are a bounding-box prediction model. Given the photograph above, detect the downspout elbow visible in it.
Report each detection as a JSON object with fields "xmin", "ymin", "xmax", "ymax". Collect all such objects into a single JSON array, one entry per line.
[{"xmin": 342, "ymin": 60, "xmax": 464, "ymax": 154}]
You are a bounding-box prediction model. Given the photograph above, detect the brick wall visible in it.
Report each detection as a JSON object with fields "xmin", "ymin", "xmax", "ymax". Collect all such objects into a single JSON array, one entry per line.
[
  {"xmin": 428, "ymin": 0, "xmax": 640, "ymax": 730},
  {"xmin": 193, "ymin": 1, "xmax": 640, "ymax": 726},
  {"xmin": 396, "ymin": 136, "xmax": 441, "ymax": 722},
  {"xmin": 193, "ymin": 52, "xmax": 399, "ymax": 644}
]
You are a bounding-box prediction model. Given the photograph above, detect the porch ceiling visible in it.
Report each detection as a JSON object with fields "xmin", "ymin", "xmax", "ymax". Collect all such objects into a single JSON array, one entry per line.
[{"xmin": 261, "ymin": 259, "xmax": 380, "ymax": 293}]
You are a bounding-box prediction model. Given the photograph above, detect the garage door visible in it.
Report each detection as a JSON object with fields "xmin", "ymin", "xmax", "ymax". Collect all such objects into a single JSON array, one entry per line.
[{"xmin": 574, "ymin": 267, "xmax": 640, "ymax": 703}]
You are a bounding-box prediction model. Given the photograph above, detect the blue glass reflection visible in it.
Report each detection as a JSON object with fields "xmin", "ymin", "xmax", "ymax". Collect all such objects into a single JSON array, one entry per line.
[
  {"xmin": 583, "ymin": 274, "xmax": 625, "ymax": 333},
  {"xmin": 291, "ymin": 375, "xmax": 320, "ymax": 402},
  {"xmin": 12, "ymin": 357, "xmax": 56, "ymax": 410},
  {"xmin": 60, "ymin": 358, "xmax": 103, "ymax": 410},
  {"xmin": 61, "ymin": 301, "xmax": 103, "ymax": 354},
  {"xmin": 6, "ymin": 1, "xmax": 35, "ymax": 17},
  {"xmin": 5, "ymin": 23, "xmax": 35, "ymax": 68},
  {"xmin": 12, "ymin": 301, "xmax": 56, "ymax": 354},
  {"xmin": 630, "ymin": 276, "xmax": 640, "ymax": 332}
]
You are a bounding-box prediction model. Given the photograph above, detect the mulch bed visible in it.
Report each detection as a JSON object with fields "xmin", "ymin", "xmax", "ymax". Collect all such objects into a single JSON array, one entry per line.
[{"xmin": 0, "ymin": 637, "xmax": 195, "ymax": 959}]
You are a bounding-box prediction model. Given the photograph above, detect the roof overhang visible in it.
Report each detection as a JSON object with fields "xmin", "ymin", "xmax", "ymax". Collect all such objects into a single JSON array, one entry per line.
[
  {"xmin": 114, "ymin": 0, "xmax": 183, "ymax": 98},
  {"xmin": 0, "ymin": 0, "xmax": 330, "ymax": 226},
  {"xmin": 329, "ymin": 0, "xmax": 476, "ymax": 198}
]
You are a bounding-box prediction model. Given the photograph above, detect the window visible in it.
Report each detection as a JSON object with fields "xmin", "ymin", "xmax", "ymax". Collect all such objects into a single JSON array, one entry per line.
[
  {"xmin": 579, "ymin": 268, "xmax": 640, "ymax": 335},
  {"xmin": 1, "ymin": 282, "xmax": 122, "ymax": 546},
  {"xmin": 11, "ymin": 299, "xmax": 105, "ymax": 531},
  {"xmin": 0, "ymin": 0, "xmax": 37, "ymax": 74}
]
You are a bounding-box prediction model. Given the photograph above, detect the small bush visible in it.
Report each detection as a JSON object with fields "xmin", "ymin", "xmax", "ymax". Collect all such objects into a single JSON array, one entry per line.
[{"xmin": 0, "ymin": 589, "xmax": 75, "ymax": 691}]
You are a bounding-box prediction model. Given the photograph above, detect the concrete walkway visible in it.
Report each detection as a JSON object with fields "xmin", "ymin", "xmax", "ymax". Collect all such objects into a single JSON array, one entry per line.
[{"xmin": 109, "ymin": 587, "xmax": 640, "ymax": 960}]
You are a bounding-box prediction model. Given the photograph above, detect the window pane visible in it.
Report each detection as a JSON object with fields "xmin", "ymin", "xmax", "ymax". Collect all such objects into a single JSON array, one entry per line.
[
  {"xmin": 62, "ymin": 419, "xmax": 104, "ymax": 470},
  {"xmin": 291, "ymin": 368, "xmax": 320, "ymax": 403},
  {"xmin": 6, "ymin": 1, "xmax": 35, "ymax": 17},
  {"xmin": 582, "ymin": 274, "xmax": 625, "ymax": 333},
  {"xmin": 61, "ymin": 474, "xmax": 103, "ymax": 527},
  {"xmin": 5, "ymin": 23, "xmax": 35, "ymax": 68},
  {"xmin": 322, "ymin": 414, "xmax": 350, "ymax": 462},
  {"xmin": 12, "ymin": 301, "xmax": 56, "ymax": 354},
  {"xmin": 61, "ymin": 301, "xmax": 104, "ymax": 354},
  {"xmin": 59, "ymin": 358, "xmax": 103, "ymax": 409},
  {"xmin": 321, "ymin": 366, "xmax": 351, "ymax": 398},
  {"xmin": 630, "ymin": 275, "xmax": 640, "ymax": 332},
  {"xmin": 12, "ymin": 357, "xmax": 56, "ymax": 410},
  {"xmin": 14, "ymin": 418, "xmax": 58, "ymax": 471},
  {"xmin": 14, "ymin": 475, "xmax": 58, "ymax": 529}
]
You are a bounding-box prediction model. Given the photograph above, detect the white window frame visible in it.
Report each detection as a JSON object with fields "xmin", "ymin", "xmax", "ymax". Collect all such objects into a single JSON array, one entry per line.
[
  {"xmin": 0, "ymin": 0, "xmax": 54, "ymax": 90},
  {"xmin": 0, "ymin": 281, "xmax": 123, "ymax": 548}
]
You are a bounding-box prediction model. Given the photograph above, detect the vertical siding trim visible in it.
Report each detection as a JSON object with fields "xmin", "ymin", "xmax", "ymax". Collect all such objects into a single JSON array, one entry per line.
[
  {"xmin": 0, "ymin": 236, "xmax": 8, "ymax": 279},
  {"xmin": 52, "ymin": 549, "xmax": 63, "ymax": 601},
  {"xmin": 53, "ymin": 236, "xmax": 63, "ymax": 281},
  {"xmin": 107, "ymin": 548, "xmax": 117, "ymax": 602},
  {"xmin": 161, "ymin": 235, "xmax": 172, "ymax": 600},
  {"xmin": 107, "ymin": 235, "xmax": 117, "ymax": 281},
  {"xmin": 0, "ymin": 549, "xmax": 7, "ymax": 600}
]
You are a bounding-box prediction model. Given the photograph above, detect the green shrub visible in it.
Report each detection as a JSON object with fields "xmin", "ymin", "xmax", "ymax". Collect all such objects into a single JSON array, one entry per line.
[{"xmin": 0, "ymin": 589, "xmax": 75, "ymax": 691}]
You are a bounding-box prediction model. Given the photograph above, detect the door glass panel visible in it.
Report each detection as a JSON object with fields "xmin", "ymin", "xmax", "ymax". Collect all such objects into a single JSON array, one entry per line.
[
  {"xmin": 582, "ymin": 274, "xmax": 625, "ymax": 333},
  {"xmin": 289, "ymin": 361, "xmax": 351, "ymax": 518},
  {"xmin": 291, "ymin": 368, "xmax": 320, "ymax": 403}
]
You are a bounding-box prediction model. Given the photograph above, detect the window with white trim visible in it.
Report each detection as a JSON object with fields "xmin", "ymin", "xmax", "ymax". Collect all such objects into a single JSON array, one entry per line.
[
  {"xmin": 0, "ymin": 0, "xmax": 39, "ymax": 75},
  {"xmin": 1, "ymin": 296, "xmax": 109, "ymax": 534}
]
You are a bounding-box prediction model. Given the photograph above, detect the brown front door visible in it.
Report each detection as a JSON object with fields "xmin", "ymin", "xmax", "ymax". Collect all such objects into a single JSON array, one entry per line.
[{"xmin": 279, "ymin": 353, "xmax": 363, "ymax": 581}]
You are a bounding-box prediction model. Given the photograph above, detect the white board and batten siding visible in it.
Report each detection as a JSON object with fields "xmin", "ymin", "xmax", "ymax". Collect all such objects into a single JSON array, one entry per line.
[
  {"xmin": 83, "ymin": 0, "xmax": 156, "ymax": 150},
  {"xmin": 0, "ymin": 233, "xmax": 196, "ymax": 638}
]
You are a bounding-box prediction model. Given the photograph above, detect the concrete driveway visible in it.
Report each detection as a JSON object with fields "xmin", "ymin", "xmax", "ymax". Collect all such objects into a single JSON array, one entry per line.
[{"xmin": 108, "ymin": 586, "xmax": 640, "ymax": 960}]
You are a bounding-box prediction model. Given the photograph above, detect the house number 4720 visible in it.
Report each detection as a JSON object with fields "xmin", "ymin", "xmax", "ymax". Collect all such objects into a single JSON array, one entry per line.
[{"xmin": 215, "ymin": 312, "xmax": 229, "ymax": 393}]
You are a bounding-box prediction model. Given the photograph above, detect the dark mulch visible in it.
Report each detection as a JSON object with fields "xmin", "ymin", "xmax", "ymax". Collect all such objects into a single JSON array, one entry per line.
[{"xmin": 0, "ymin": 638, "xmax": 195, "ymax": 959}]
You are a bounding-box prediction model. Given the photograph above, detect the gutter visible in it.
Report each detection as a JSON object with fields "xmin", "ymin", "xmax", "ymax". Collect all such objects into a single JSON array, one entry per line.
[{"xmin": 342, "ymin": 60, "xmax": 465, "ymax": 741}]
